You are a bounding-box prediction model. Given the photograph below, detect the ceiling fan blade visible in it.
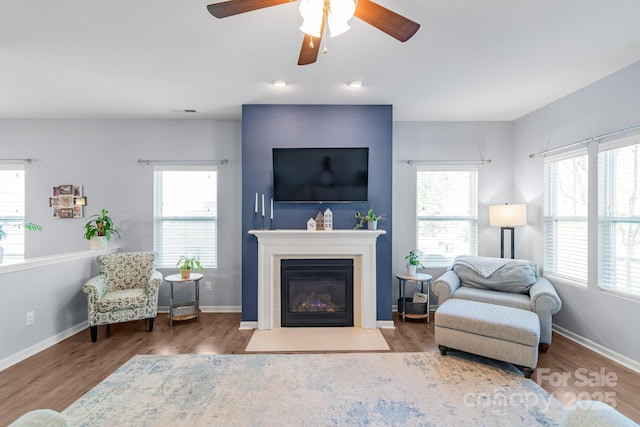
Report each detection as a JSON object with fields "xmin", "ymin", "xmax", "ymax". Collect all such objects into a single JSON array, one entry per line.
[
  {"xmin": 298, "ymin": 34, "xmax": 322, "ymax": 65},
  {"xmin": 298, "ymin": 15, "xmax": 325, "ymax": 65},
  {"xmin": 354, "ymin": 0, "xmax": 420, "ymax": 42},
  {"xmin": 207, "ymin": 0, "xmax": 292, "ymax": 18}
]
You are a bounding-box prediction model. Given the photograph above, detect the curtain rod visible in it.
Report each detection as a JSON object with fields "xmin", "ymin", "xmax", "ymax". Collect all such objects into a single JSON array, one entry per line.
[
  {"xmin": 0, "ymin": 158, "xmax": 34, "ymax": 164},
  {"xmin": 405, "ymin": 159, "xmax": 491, "ymax": 165},
  {"xmin": 529, "ymin": 123, "xmax": 640, "ymax": 158},
  {"xmin": 137, "ymin": 159, "xmax": 228, "ymax": 166}
]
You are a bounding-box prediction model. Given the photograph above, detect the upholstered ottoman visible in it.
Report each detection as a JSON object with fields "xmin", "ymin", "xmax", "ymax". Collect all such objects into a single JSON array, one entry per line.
[{"xmin": 435, "ymin": 299, "xmax": 540, "ymax": 378}]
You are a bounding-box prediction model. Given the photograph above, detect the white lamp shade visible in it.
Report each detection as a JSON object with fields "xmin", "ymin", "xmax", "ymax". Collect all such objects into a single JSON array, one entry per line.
[
  {"xmin": 489, "ymin": 204, "xmax": 527, "ymax": 227},
  {"xmin": 328, "ymin": 15, "xmax": 351, "ymax": 37},
  {"xmin": 299, "ymin": 0, "xmax": 324, "ymax": 37},
  {"xmin": 328, "ymin": 0, "xmax": 355, "ymax": 37},
  {"xmin": 299, "ymin": 0, "xmax": 356, "ymax": 38}
]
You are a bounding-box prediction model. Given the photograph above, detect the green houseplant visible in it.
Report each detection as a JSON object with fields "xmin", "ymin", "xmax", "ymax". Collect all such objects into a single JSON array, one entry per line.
[
  {"xmin": 0, "ymin": 222, "xmax": 42, "ymax": 240},
  {"xmin": 0, "ymin": 222, "xmax": 42, "ymax": 264},
  {"xmin": 354, "ymin": 209, "xmax": 386, "ymax": 230},
  {"xmin": 176, "ymin": 256, "xmax": 204, "ymax": 279},
  {"xmin": 84, "ymin": 208, "xmax": 120, "ymax": 250},
  {"xmin": 404, "ymin": 250, "xmax": 424, "ymax": 276}
]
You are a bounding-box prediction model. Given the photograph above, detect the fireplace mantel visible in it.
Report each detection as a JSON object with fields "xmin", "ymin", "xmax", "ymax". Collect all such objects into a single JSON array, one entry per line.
[{"xmin": 248, "ymin": 229, "xmax": 385, "ymax": 330}]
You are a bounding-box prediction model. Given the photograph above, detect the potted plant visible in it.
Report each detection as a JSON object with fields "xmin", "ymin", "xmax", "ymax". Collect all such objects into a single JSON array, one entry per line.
[
  {"xmin": 83, "ymin": 209, "xmax": 120, "ymax": 250},
  {"xmin": 0, "ymin": 222, "xmax": 42, "ymax": 264},
  {"xmin": 176, "ymin": 256, "xmax": 204, "ymax": 279},
  {"xmin": 405, "ymin": 250, "xmax": 424, "ymax": 276},
  {"xmin": 354, "ymin": 209, "xmax": 386, "ymax": 230}
]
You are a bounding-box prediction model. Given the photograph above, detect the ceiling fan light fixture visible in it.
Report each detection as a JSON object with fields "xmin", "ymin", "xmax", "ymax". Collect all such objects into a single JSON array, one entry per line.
[
  {"xmin": 272, "ymin": 79, "xmax": 288, "ymax": 87},
  {"xmin": 299, "ymin": 0, "xmax": 356, "ymax": 38},
  {"xmin": 328, "ymin": 0, "xmax": 356, "ymax": 37},
  {"xmin": 299, "ymin": 0, "xmax": 324, "ymax": 37},
  {"xmin": 328, "ymin": 16, "xmax": 350, "ymax": 38}
]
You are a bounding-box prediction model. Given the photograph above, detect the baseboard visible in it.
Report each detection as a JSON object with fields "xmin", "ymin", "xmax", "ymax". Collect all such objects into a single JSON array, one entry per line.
[
  {"xmin": 552, "ymin": 324, "xmax": 640, "ymax": 373},
  {"xmin": 0, "ymin": 321, "xmax": 88, "ymax": 372},
  {"xmin": 239, "ymin": 321, "xmax": 258, "ymax": 330},
  {"xmin": 201, "ymin": 305, "xmax": 242, "ymax": 313},
  {"xmin": 376, "ymin": 320, "xmax": 395, "ymax": 329},
  {"xmin": 157, "ymin": 306, "xmax": 242, "ymax": 313}
]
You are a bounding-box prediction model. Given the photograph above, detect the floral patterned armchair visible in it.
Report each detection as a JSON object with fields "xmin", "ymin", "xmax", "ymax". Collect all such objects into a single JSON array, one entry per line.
[{"xmin": 82, "ymin": 252, "xmax": 163, "ymax": 342}]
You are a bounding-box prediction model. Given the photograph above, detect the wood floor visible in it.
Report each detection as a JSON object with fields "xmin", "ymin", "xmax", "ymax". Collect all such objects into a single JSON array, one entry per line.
[{"xmin": 1, "ymin": 312, "xmax": 639, "ymax": 425}]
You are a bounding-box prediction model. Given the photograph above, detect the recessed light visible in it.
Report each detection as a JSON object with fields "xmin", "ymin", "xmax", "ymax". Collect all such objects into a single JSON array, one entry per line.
[
  {"xmin": 272, "ymin": 79, "xmax": 288, "ymax": 87},
  {"xmin": 170, "ymin": 109, "xmax": 197, "ymax": 113},
  {"xmin": 347, "ymin": 80, "xmax": 364, "ymax": 88}
]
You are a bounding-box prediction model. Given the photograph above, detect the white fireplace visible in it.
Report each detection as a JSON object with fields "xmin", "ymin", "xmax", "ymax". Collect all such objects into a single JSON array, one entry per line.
[{"xmin": 246, "ymin": 229, "xmax": 386, "ymax": 330}]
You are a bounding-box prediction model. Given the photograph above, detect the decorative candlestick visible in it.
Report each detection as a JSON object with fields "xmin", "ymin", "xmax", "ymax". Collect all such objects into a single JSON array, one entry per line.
[{"xmin": 270, "ymin": 198, "xmax": 274, "ymax": 230}]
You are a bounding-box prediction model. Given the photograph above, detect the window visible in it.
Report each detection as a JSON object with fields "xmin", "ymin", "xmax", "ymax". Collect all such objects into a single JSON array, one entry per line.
[
  {"xmin": 598, "ymin": 139, "xmax": 640, "ymax": 298},
  {"xmin": 543, "ymin": 153, "xmax": 589, "ymax": 283},
  {"xmin": 416, "ymin": 167, "xmax": 478, "ymax": 267},
  {"xmin": 0, "ymin": 167, "xmax": 26, "ymax": 261},
  {"xmin": 153, "ymin": 167, "xmax": 218, "ymax": 269}
]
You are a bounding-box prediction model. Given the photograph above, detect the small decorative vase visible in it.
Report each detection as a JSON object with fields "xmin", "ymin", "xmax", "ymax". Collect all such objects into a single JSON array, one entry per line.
[
  {"xmin": 367, "ymin": 220, "xmax": 378, "ymax": 230},
  {"xmin": 181, "ymin": 268, "xmax": 191, "ymax": 279},
  {"xmin": 407, "ymin": 264, "xmax": 417, "ymax": 276}
]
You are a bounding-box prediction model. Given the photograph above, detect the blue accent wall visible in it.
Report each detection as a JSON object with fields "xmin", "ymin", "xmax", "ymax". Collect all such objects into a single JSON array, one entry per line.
[{"xmin": 241, "ymin": 104, "xmax": 393, "ymax": 323}]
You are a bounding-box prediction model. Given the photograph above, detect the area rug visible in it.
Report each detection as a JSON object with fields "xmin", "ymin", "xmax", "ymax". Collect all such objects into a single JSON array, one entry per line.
[
  {"xmin": 245, "ymin": 327, "xmax": 391, "ymax": 352},
  {"xmin": 62, "ymin": 353, "xmax": 565, "ymax": 426}
]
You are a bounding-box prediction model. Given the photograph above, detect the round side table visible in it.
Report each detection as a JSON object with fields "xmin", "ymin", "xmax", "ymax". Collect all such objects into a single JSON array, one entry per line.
[
  {"xmin": 165, "ymin": 273, "xmax": 203, "ymax": 326},
  {"xmin": 396, "ymin": 272, "xmax": 432, "ymax": 323}
]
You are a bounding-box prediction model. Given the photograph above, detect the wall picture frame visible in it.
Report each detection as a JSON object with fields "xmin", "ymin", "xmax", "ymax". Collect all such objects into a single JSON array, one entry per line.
[
  {"xmin": 50, "ymin": 185, "xmax": 84, "ymax": 218},
  {"xmin": 59, "ymin": 208, "xmax": 73, "ymax": 219},
  {"xmin": 58, "ymin": 185, "xmax": 73, "ymax": 195}
]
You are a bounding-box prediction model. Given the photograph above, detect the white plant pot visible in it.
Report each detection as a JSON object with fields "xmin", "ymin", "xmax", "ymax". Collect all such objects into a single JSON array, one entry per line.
[
  {"xmin": 407, "ymin": 264, "xmax": 417, "ymax": 276},
  {"xmin": 367, "ymin": 220, "xmax": 378, "ymax": 230},
  {"xmin": 89, "ymin": 236, "xmax": 108, "ymax": 250},
  {"xmin": 0, "ymin": 246, "xmax": 4, "ymax": 264}
]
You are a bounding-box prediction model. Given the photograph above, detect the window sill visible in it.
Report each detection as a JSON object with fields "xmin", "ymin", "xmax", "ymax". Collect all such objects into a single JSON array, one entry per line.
[
  {"xmin": 544, "ymin": 274, "xmax": 588, "ymax": 289},
  {"xmin": 598, "ymin": 287, "xmax": 640, "ymax": 303},
  {"xmin": 0, "ymin": 246, "xmax": 119, "ymax": 275}
]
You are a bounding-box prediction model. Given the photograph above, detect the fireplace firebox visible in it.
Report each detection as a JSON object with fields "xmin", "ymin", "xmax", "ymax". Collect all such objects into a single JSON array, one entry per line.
[{"xmin": 280, "ymin": 258, "xmax": 354, "ymax": 327}]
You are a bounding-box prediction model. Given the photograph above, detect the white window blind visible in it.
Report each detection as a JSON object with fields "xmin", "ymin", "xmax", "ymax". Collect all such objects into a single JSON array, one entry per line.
[
  {"xmin": 543, "ymin": 153, "xmax": 588, "ymax": 284},
  {"xmin": 153, "ymin": 167, "xmax": 218, "ymax": 269},
  {"xmin": 0, "ymin": 167, "xmax": 26, "ymax": 261},
  {"xmin": 416, "ymin": 167, "xmax": 478, "ymax": 267},
  {"xmin": 598, "ymin": 139, "xmax": 640, "ymax": 298}
]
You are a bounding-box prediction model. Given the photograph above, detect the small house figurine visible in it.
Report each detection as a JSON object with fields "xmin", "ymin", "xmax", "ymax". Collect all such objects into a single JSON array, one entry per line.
[
  {"xmin": 307, "ymin": 217, "xmax": 316, "ymax": 231},
  {"xmin": 315, "ymin": 211, "xmax": 325, "ymax": 230},
  {"xmin": 323, "ymin": 208, "xmax": 333, "ymax": 231}
]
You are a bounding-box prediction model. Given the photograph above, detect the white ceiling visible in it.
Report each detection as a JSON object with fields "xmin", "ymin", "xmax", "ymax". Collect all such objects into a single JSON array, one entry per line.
[{"xmin": 2, "ymin": 0, "xmax": 640, "ymax": 121}]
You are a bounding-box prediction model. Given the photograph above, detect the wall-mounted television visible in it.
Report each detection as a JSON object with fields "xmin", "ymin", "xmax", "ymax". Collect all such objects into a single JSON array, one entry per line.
[{"xmin": 273, "ymin": 147, "xmax": 369, "ymax": 203}]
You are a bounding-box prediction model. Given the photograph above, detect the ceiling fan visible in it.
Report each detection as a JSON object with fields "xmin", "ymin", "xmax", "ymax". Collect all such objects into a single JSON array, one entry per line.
[{"xmin": 207, "ymin": 0, "xmax": 420, "ymax": 65}]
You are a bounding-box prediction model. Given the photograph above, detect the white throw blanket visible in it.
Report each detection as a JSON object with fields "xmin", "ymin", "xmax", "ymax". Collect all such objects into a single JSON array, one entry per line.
[{"xmin": 452, "ymin": 255, "xmax": 513, "ymax": 277}]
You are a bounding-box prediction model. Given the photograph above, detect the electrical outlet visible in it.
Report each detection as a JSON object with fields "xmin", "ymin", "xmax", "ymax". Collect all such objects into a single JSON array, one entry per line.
[
  {"xmin": 205, "ymin": 281, "xmax": 212, "ymax": 291},
  {"xmin": 26, "ymin": 311, "xmax": 35, "ymax": 326}
]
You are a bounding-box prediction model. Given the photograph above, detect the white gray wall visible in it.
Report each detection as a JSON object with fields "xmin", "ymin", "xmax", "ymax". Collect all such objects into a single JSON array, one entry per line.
[
  {"xmin": 0, "ymin": 119, "xmax": 242, "ymax": 364},
  {"xmin": 512, "ymin": 61, "xmax": 640, "ymax": 365},
  {"xmin": 392, "ymin": 121, "xmax": 515, "ymax": 301}
]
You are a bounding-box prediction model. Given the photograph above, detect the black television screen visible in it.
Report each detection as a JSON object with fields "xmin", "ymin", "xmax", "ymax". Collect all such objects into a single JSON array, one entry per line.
[{"xmin": 273, "ymin": 147, "xmax": 369, "ymax": 203}]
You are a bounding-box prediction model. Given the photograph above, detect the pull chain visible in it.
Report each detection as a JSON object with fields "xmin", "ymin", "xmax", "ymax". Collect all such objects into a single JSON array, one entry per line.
[{"xmin": 323, "ymin": 14, "xmax": 328, "ymax": 54}]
